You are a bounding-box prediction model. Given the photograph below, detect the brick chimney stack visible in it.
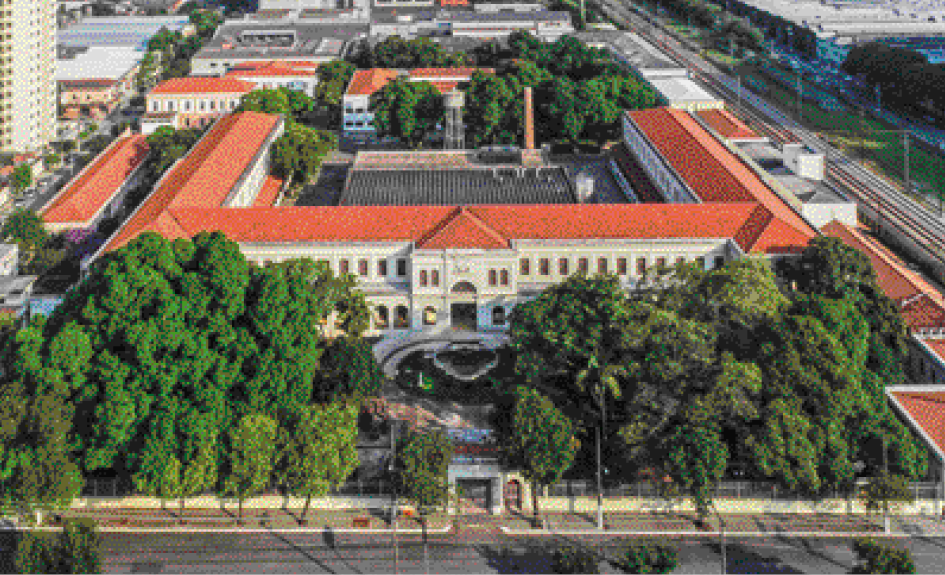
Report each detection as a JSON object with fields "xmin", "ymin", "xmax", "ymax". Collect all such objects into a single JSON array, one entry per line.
[{"xmin": 524, "ymin": 86, "xmax": 535, "ymax": 150}]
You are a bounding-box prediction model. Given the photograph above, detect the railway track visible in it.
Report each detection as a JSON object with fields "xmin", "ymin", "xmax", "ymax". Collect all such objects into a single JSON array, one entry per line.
[{"xmin": 597, "ymin": 0, "xmax": 945, "ymax": 268}]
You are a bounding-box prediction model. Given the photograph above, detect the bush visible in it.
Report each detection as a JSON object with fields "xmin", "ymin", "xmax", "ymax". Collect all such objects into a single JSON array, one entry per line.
[
  {"xmin": 851, "ymin": 537, "xmax": 915, "ymax": 574},
  {"xmin": 58, "ymin": 518, "xmax": 103, "ymax": 574},
  {"xmin": 617, "ymin": 540, "xmax": 679, "ymax": 574},
  {"xmin": 14, "ymin": 531, "xmax": 60, "ymax": 574},
  {"xmin": 551, "ymin": 544, "xmax": 600, "ymax": 574}
]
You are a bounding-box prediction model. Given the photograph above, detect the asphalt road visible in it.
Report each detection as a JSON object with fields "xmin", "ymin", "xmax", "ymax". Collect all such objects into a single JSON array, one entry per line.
[{"xmin": 98, "ymin": 532, "xmax": 945, "ymax": 574}]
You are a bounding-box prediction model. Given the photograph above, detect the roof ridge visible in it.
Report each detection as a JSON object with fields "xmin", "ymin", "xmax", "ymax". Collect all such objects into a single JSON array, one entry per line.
[
  {"xmin": 456, "ymin": 206, "xmax": 508, "ymax": 245},
  {"xmin": 900, "ymin": 391, "xmax": 945, "ymax": 407}
]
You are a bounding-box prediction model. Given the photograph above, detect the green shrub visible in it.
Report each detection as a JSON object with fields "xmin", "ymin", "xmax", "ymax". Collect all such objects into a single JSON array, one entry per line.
[
  {"xmin": 14, "ymin": 531, "xmax": 60, "ymax": 574},
  {"xmin": 551, "ymin": 544, "xmax": 600, "ymax": 574},
  {"xmin": 617, "ymin": 540, "xmax": 679, "ymax": 573},
  {"xmin": 14, "ymin": 519, "xmax": 103, "ymax": 574},
  {"xmin": 851, "ymin": 537, "xmax": 915, "ymax": 574}
]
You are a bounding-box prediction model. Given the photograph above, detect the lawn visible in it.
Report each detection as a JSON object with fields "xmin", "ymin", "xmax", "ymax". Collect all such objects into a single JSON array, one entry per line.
[{"xmin": 734, "ymin": 61, "xmax": 945, "ymax": 211}]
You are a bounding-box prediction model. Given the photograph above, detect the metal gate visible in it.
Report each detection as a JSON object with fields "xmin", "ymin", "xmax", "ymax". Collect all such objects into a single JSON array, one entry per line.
[{"xmin": 457, "ymin": 479, "xmax": 492, "ymax": 514}]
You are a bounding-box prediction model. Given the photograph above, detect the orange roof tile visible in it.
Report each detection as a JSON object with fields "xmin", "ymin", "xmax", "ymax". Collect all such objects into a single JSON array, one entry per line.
[
  {"xmin": 902, "ymin": 295, "xmax": 945, "ymax": 330},
  {"xmin": 417, "ymin": 206, "xmax": 509, "ymax": 250},
  {"xmin": 821, "ymin": 220, "xmax": 945, "ymax": 313},
  {"xmin": 428, "ymin": 81, "xmax": 460, "ymax": 94},
  {"xmin": 104, "ymin": 112, "xmax": 281, "ymax": 252},
  {"xmin": 150, "ymin": 76, "xmax": 257, "ymax": 95},
  {"xmin": 346, "ymin": 69, "xmax": 400, "ymax": 97},
  {"xmin": 42, "ymin": 135, "xmax": 150, "ymax": 224},
  {"xmin": 888, "ymin": 391, "xmax": 945, "ymax": 457},
  {"xmin": 695, "ymin": 109, "xmax": 760, "ymax": 140},
  {"xmin": 408, "ymin": 68, "xmax": 493, "ymax": 78},
  {"xmin": 152, "ymin": 203, "xmax": 764, "ymax": 249},
  {"xmin": 627, "ymin": 108, "xmax": 817, "ymax": 250},
  {"xmin": 226, "ymin": 60, "xmax": 321, "ymax": 77},
  {"xmin": 253, "ymin": 175, "xmax": 283, "ymax": 207}
]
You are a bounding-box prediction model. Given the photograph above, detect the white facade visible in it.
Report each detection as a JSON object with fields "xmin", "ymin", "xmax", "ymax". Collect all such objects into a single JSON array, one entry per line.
[
  {"xmin": 1, "ymin": 0, "xmax": 57, "ymax": 153},
  {"xmin": 238, "ymin": 237, "xmax": 733, "ymax": 337}
]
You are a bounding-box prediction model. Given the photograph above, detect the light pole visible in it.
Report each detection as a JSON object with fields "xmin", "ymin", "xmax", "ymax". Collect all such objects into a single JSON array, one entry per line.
[
  {"xmin": 595, "ymin": 388, "xmax": 606, "ymax": 531},
  {"xmin": 389, "ymin": 422, "xmax": 399, "ymax": 574},
  {"xmin": 714, "ymin": 504, "xmax": 727, "ymax": 575}
]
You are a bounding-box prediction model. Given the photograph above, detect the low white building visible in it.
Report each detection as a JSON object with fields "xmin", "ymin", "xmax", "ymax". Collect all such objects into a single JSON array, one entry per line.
[
  {"xmin": 646, "ymin": 77, "xmax": 724, "ymax": 112},
  {"xmin": 224, "ymin": 60, "xmax": 321, "ymax": 98}
]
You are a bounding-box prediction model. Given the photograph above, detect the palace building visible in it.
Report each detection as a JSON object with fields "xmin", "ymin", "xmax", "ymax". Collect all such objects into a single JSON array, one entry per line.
[{"xmin": 92, "ymin": 105, "xmax": 820, "ymax": 339}]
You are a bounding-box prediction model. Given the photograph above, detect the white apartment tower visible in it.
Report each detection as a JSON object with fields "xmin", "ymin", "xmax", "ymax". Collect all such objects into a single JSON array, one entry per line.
[{"xmin": 0, "ymin": 0, "xmax": 56, "ymax": 153}]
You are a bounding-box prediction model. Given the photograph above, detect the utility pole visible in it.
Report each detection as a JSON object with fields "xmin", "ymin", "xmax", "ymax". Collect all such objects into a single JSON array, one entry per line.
[
  {"xmin": 796, "ymin": 69, "xmax": 802, "ymax": 122},
  {"xmin": 595, "ymin": 389, "xmax": 605, "ymax": 531},
  {"xmin": 390, "ymin": 423, "xmax": 399, "ymax": 574},
  {"xmin": 736, "ymin": 74, "xmax": 742, "ymax": 113},
  {"xmin": 903, "ymin": 131, "xmax": 911, "ymax": 199},
  {"xmin": 715, "ymin": 505, "xmax": 727, "ymax": 574}
]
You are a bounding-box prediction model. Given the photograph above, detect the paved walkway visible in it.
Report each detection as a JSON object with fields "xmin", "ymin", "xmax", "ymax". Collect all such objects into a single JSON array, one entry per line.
[
  {"xmin": 373, "ymin": 329, "xmax": 508, "ymax": 378},
  {"xmin": 46, "ymin": 508, "xmax": 945, "ymax": 537}
]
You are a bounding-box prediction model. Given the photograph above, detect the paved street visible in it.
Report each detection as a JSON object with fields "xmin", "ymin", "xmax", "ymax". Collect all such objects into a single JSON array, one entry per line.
[{"xmin": 94, "ymin": 531, "xmax": 945, "ymax": 573}]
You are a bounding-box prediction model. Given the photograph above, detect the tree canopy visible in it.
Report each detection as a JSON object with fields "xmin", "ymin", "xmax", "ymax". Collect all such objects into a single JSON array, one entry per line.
[
  {"xmin": 0, "ymin": 231, "xmax": 376, "ymax": 489},
  {"xmin": 351, "ymin": 36, "xmax": 473, "ymax": 69},
  {"xmin": 1, "ymin": 209, "xmax": 48, "ymax": 251},
  {"xmin": 508, "ymin": 246, "xmax": 928, "ymax": 516},
  {"xmin": 10, "ymin": 164, "xmax": 32, "ymax": 196},
  {"xmin": 270, "ymin": 121, "xmax": 336, "ymax": 185},
  {"xmin": 369, "ymin": 78, "xmax": 445, "ymax": 149}
]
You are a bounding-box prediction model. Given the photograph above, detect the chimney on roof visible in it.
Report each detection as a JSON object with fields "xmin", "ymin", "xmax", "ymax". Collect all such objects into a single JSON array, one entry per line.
[{"xmin": 524, "ymin": 86, "xmax": 535, "ymax": 150}]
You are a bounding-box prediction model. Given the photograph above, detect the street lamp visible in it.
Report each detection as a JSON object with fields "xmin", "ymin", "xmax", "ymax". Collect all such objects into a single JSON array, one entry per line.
[
  {"xmin": 595, "ymin": 387, "xmax": 607, "ymax": 531},
  {"xmin": 389, "ymin": 421, "xmax": 399, "ymax": 574}
]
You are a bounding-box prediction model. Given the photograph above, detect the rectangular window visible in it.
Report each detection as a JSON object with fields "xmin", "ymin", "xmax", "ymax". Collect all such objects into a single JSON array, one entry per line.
[
  {"xmin": 339, "ymin": 259, "xmax": 350, "ymax": 274},
  {"xmin": 636, "ymin": 257, "xmax": 646, "ymax": 276},
  {"xmin": 358, "ymin": 259, "xmax": 368, "ymax": 276},
  {"xmin": 578, "ymin": 258, "xmax": 588, "ymax": 273},
  {"xmin": 559, "ymin": 258, "xmax": 569, "ymax": 275},
  {"xmin": 520, "ymin": 258, "xmax": 530, "ymax": 276},
  {"xmin": 656, "ymin": 257, "xmax": 667, "ymax": 268},
  {"xmin": 378, "ymin": 260, "xmax": 388, "ymax": 277},
  {"xmin": 676, "ymin": 256, "xmax": 685, "ymax": 266},
  {"xmin": 617, "ymin": 258, "xmax": 627, "ymax": 275},
  {"xmin": 397, "ymin": 259, "xmax": 407, "ymax": 277},
  {"xmin": 540, "ymin": 258, "xmax": 550, "ymax": 276},
  {"xmin": 598, "ymin": 257, "xmax": 608, "ymax": 274},
  {"xmin": 714, "ymin": 256, "xmax": 725, "ymax": 269}
]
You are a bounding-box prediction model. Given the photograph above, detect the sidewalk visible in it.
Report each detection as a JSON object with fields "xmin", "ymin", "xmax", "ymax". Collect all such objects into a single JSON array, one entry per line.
[{"xmin": 47, "ymin": 508, "xmax": 943, "ymax": 537}]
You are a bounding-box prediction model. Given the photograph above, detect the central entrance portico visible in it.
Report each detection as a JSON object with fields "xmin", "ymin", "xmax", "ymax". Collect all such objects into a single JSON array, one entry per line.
[{"xmin": 450, "ymin": 280, "xmax": 478, "ymax": 331}]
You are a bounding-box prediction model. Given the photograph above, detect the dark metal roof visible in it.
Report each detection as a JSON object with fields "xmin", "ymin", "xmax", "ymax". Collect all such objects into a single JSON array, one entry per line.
[{"xmin": 340, "ymin": 166, "xmax": 575, "ymax": 206}]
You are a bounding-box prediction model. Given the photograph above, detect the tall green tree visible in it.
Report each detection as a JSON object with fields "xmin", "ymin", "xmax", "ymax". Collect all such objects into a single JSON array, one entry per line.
[
  {"xmin": 318, "ymin": 337, "xmax": 385, "ymax": 401},
  {"xmin": 1, "ymin": 209, "xmax": 47, "ymax": 252},
  {"xmin": 238, "ymin": 89, "xmax": 291, "ymax": 116},
  {"xmin": 10, "ymin": 163, "xmax": 32, "ymax": 198},
  {"xmin": 314, "ymin": 60, "xmax": 356, "ymax": 111},
  {"xmin": 223, "ymin": 413, "xmax": 279, "ymax": 525},
  {"xmin": 395, "ymin": 428, "xmax": 453, "ymax": 571},
  {"xmin": 369, "ymin": 78, "xmax": 445, "ymax": 149},
  {"xmin": 278, "ymin": 401, "xmax": 359, "ymax": 524},
  {"xmin": 0, "ymin": 232, "xmax": 373, "ymax": 487},
  {"xmin": 270, "ymin": 121, "xmax": 336, "ymax": 186},
  {"xmin": 492, "ymin": 386, "xmax": 578, "ymax": 524}
]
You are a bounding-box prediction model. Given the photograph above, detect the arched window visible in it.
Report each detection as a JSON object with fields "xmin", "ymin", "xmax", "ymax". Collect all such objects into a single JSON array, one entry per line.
[
  {"xmin": 500, "ymin": 269, "xmax": 509, "ymax": 286},
  {"xmin": 375, "ymin": 306, "xmax": 389, "ymax": 329},
  {"xmin": 492, "ymin": 306, "xmax": 506, "ymax": 326},
  {"xmin": 578, "ymin": 258, "xmax": 589, "ymax": 274},
  {"xmin": 520, "ymin": 258, "xmax": 530, "ymax": 275},
  {"xmin": 394, "ymin": 305, "xmax": 409, "ymax": 329},
  {"xmin": 598, "ymin": 257, "xmax": 608, "ymax": 274},
  {"xmin": 419, "ymin": 270, "xmax": 428, "ymax": 287},
  {"xmin": 431, "ymin": 270, "xmax": 440, "ymax": 286},
  {"xmin": 488, "ymin": 269, "xmax": 498, "ymax": 286},
  {"xmin": 617, "ymin": 258, "xmax": 627, "ymax": 275},
  {"xmin": 539, "ymin": 258, "xmax": 550, "ymax": 276},
  {"xmin": 559, "ymin": 258, "xmax": 569, "ymax": 275},
  {"xmin": 423, "ymin": 306, "xmax": 437, "ymax": 325}
]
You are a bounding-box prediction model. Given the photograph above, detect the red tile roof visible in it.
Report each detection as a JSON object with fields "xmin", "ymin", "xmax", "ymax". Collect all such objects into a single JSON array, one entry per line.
[
  {"xmin": 253, "ymin": 175, "xmax": 283, "ymax": 207},
  {"xmin": 346, "ymin": 69, "xmax": 400, "ymax": 97},
  {"xmin": 150, "ymin": 77, "xmax": 257, "ymax": 95},
  {"xmin": 226, "ymin": 60, "xmax": 321, "ymax": 77},
  {"xmin": 41, "ymin": 135, "xmax": 150, "ymax": 225},
  {"xmin": 695, "ymin": 109, "xmax": 761, "ymax": 140},
  {"xmin": 345, "ymin": 68, "xmax": 491, "ymax": 97},
  {"xmin": 888, "ymin": 390, "xmax": 945, "ymax": 457},
  {"xmin": 104, "ymin": 112, "xmax": 281, "ymax": 252},
  {"xmin": 627, "ymin": 108, "xmax": 817, "ymax": 251},
  {"xmin": 408, "ymin": 68, "xmax": 493, "ymax": 78},
  {"xmin": 417, "ymin": 206, "xmax": 509, "ymax": 250},
  {"xmin": 60, "ymin": 78, "xmax": 120, "ymax": 90},
  {"xmin": 820, "ymin": 220, "xmax": 945, "ymax": 316},
  {"xmin": 143, "ymin": 202, "xmax": 768, "ymax": 250}
]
